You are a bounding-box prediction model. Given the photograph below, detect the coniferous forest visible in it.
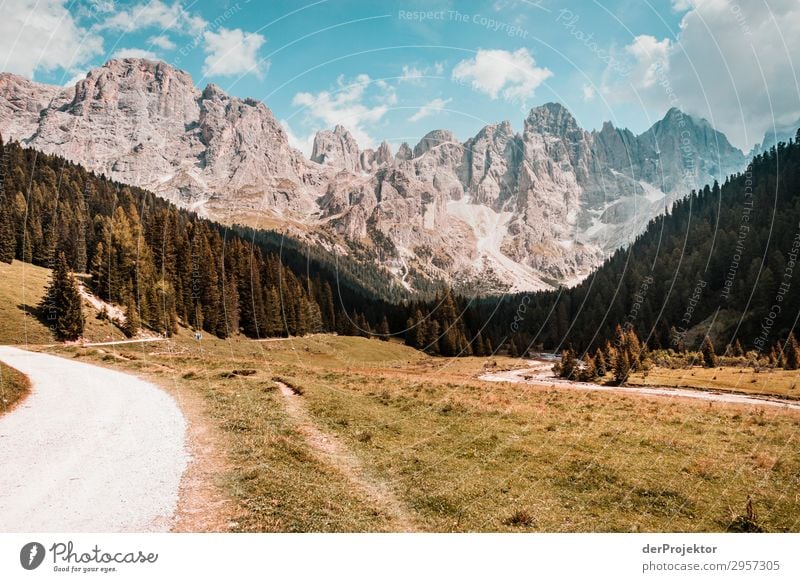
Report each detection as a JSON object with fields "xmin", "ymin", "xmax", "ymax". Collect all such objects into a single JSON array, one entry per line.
[
  {"xmin": 463, "ymin": 130, "xmax": 800, "ymax": 358},
  {"xmin": 0, "ymin": 134, "xmax": 400, "ymax": 340},
  {"xmin": 1, "ymin": 131, "xmax": 798, "ymax": 357}
]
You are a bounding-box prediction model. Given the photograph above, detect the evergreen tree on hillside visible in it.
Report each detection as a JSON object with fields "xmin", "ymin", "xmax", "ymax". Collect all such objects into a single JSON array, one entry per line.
[
  {"xmin": 41, "ymin": 252, "xmax": 85, "ymax": 340},
  {"xmin": 123, "ymin": 293, "xmax": 140, "ymax": 337},
  {"xmin": 0, "ymin": 203, "xmax": 15, "ymax": 263},
  {"xmin": 776, "ymin": 340, "xmax": 786, "ymax": 368}
]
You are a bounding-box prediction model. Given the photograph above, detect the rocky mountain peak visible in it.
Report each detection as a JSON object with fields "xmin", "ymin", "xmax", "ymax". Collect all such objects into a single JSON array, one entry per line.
[
  {"xmin": 525, "ymin": 102, "xmax": 581, "ymax": 136},
  {"xmin": 395, "ymin": 142, "xmax": 413, "ymax": 162},
  {"xmin": 0, "ymin": 57, "xmax": 753, "ymax": 294},
  {"xmin": 202, "ymin": 83, "xmax": 227, "ymax": 101},
  {"xmin": 310, "ymin": 125, "xmax": 361, "ymax": 172},
  {"xmin": 0, "ymin": 57, "xmax": 315, "ymax": 217},
  {"xmin": 413, "ymin": 129, "xmax": 458, "ymax": 158},
  {"xmin": 0, "ymin": 73, "xmax": 59, "ymax": 142},
  {"xmin": 376, "ymin": 140, "xmax": 393, "ymax": 164}
]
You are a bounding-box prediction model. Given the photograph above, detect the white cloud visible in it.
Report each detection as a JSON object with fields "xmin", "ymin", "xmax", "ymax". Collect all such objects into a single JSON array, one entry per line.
[
  {"xmin": 280, "ymin": 120, "xmax": 316, "ymax": 158},
  {"xmin": 582, "ymin": 84, "xmax": 596, "ymax": 102},
  {"xmin": 619, "ymin": 0, "xmax": 800, "ymax": 149},
  {"xmin": 112, "ymin": 48, "xmax": 159, "ymax": 61},
  {"xmin": 451, "ymin": 48, "xmax": 552, "ymax": 102},
  {"xmin": 202, "ymin": 27, "xmax": 266, "ymax": 78},
  {"xmin": 99, "ymin": 0, "xmax": 206, "ymax": 35},
  {"xmin": 409, "ymin": 98, "xmax": 452, "ymax": 122},
  {"xmin": 292, "ymin": 74, "xmax": 395, "ymax": 148},
  {"xmin": 400, "ymin": 62, "xmax": 446, "ymax": 84},
  {"xmin": 148, "ymin": 35, "xmax": 176, "ymax": 50},
  {"xmin": 63, "ymin": 70, "xmax": 88, "ymax": 87},
  {"xmin": 400, "ymin": 65, "xmax": 425, "ymax": 83},
  {"xmin": 0, "ymin": 0, "xmax": 104, "ymax": 78},
  {"xmin": 625, "ymin": 35, "xmax": 671, "ymax": 90}
]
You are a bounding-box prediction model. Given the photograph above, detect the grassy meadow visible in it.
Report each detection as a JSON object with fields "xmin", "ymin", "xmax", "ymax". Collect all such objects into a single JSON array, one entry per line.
[
  {"xmin": 1, "ymin": 259, "xmax": 798, "ymax": 532},
  {"xmin": 41, "ymin": 333, "xmax": 800, "ymax": 533},
  {"xmin": 0, "ymin": 260, "xmax": 131, "ymax": 345}
]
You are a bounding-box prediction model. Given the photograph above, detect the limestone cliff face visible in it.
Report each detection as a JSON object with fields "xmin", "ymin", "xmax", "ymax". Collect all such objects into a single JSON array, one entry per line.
[
  {"xmin": 0, "ymin": 73, "xmax": 59, "ymax": 143},
  {"xmin": 2, "ymin": 59, "xmax": 317, "ymax": 217},
  {"xmin": 311, "ymin": 125, "xmax": 361, "ymax": 173},
  {"xmin": 0, "ymin": 59, "xmax": 747, "ymax": 293}
]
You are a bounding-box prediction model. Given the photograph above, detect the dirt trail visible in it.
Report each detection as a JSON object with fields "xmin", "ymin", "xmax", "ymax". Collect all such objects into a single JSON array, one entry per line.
[
  {"xmin": 480, "ymin": 361, "xmax": 800, "ymax": 411},
  {"xmin": 0, "ymin": 346, "xmax": 188, "ymax": 532},
  {"xmin": 274, "ymin": 380, "xmax": 417, "ymax": 531}
]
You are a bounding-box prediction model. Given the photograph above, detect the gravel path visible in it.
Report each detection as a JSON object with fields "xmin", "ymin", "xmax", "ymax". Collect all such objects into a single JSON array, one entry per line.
[
  {"xmin": 0, "ymin": 346, "xmax": 188, "ymax": 532},
  {"xmin": 480, "ymin": 361, "xmax": 800, "ymax": 411}
]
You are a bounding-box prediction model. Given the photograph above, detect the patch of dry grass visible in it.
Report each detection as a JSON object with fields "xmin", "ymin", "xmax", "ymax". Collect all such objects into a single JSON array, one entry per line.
[
  {"xmin": 0, "ymin": 260, "xmax": 128, "ymax": 345},
  {"xmin": 0, "ymin": 361, "xmax": 30, "ymax": 414},
  {"xmin": 627, "ymin": 366, "xmax": 800, "ymax": 399},
  {"xmin": 44, "ymin": 334, "xmax": 800, "ymax": 532}
]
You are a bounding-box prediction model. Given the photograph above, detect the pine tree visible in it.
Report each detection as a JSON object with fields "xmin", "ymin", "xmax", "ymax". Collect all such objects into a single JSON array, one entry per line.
[
  {"xmin": 613, "ymin": 349, "xmax": 631, "ymax": 385},
  {"xmin": 603, "ymin": 340, "xmax": 615, "ymax": 368},
  {"xmin": 0, "ymin": 203, "xmax": 15, "ymax": 263},
  {"xmin": 472, "ymin": 333, "xmax": 485, "ymax": 357},
  {"xmin": 580, "ymin": 353, "xmax": 597, "ymax": 382},
  {"xmin": 377, "ymin": 315, "xmax": 390, "ymax": 341},
  {"xmin": 701, "ymin": 335, "xmax": 718, "ymax": 368},
  {"xmin": 594, "ymin": 347, "xmax": 607, "ymax": 376},
  {"xmin": 784, "ymin": 332, "xmax": 800, "ymax": 370},
  {"xmin": 559, "ymin": 347, "xmax": 577, "ymax": 379},
  {"xmin": 123, "ymin": 293, "xmax": 140, "ymax": 337},
  {"xmin": 626, "ymin": 328, "xmax": 642, "ymax": 365},
  {"xmin": 733, "ymin": 339, "xmax": 745, "ymax": 357},
  {"xmin": 768, "ymin": 347, "xmax": 777, "ymax": 366},
  {"xmin": 41, "ymin": 252, "xmax": 85, "ymax": 340}
]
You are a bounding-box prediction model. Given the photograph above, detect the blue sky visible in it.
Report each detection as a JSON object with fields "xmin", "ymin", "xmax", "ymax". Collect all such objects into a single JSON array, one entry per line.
[{"xmin": 4, "ymin": 0, "xmax": 800, "ymax": 152}]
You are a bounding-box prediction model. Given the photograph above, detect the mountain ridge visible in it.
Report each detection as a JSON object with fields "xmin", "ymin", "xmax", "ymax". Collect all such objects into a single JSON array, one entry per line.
[{"xmin": 0, "ymin": 58, "xmax": 748, "ymax": 293}]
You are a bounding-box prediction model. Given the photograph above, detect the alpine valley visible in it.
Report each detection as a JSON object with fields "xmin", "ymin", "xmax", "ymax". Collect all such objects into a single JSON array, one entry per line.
[{"xmin": 0, "ymin": 58, "xmax": 747, "ymax": 294}]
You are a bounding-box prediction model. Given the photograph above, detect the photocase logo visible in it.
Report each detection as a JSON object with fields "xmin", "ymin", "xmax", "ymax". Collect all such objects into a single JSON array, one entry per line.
[{"xmin": 20, "ymin": 542, "xmax": 46, "ymax": 570}]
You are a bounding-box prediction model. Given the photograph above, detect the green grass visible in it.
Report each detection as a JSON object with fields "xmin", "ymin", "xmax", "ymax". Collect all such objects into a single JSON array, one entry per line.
[{"xmin": 0, "ymin": 361, "xmax": 30, "ymax": 414}]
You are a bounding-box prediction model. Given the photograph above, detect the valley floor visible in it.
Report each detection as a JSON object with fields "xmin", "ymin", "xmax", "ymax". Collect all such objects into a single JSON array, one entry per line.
[
  {"xmin": 2, "ymin": 260, "xmax": 798, "ymax": 532},
  {"xmin": 32, "ymin": 333, "xmax": 800, "ymax": 533}
]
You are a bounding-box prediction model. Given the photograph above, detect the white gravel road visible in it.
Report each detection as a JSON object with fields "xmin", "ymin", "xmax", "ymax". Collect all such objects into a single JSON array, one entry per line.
[
  {"xmin": 480, "ymin": 361, "xmax": 800, "ymax": 411},
  {"xmin": 0, "ymin": 346, "xmax": 188, "ymax": 532}
]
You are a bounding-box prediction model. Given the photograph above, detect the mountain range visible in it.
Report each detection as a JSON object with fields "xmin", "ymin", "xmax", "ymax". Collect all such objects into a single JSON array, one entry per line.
[{"xmin": 0, "ymin": 58, "xmax": 748, "ymax": 293}]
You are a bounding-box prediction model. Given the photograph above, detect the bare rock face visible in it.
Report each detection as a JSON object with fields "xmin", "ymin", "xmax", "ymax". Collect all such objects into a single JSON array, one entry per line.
[
  {"xmin": 358, "ymin": 140, "xmax": 394, "ymax": 173},
  {"xmin": 0, "ymin": 74, "xmax": 59, "ymax": 143},
  {"xmin": 462, "ymin": 121, "xmax": 518, "ymax": 208},
  {"xmin": 0, "ymin": 58, "xmax": 748, "ymax": 293},
  {"xmin": 394, "ymin": 142, "xmax": 413, "ymax": 163},
  {"xmin": 3, "ymin": 59, "xmax": 317, "ymax": 217},
  {"xmin": 311, "ymin": 125, "xmax": 361, "ymax": 173}
]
